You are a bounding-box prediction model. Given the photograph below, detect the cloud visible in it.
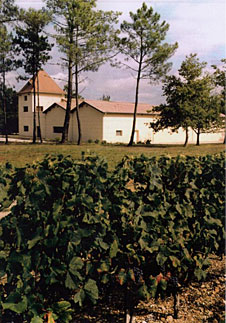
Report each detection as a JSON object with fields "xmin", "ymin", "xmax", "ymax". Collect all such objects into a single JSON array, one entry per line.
[{"xmin": 165, "ymin": 2, "xmax": 225, "ymax": 60}]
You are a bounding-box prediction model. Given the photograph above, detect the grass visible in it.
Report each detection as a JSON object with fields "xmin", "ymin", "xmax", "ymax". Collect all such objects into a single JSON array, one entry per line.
[{"xmin": 0, "ymin": 142, "xmax": 224, "ymax": 170}]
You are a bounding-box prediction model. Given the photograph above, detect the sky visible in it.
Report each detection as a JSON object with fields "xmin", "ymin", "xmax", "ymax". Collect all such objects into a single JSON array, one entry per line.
[{"xmin": 10, "ymin": 0, "xmax": 226, "ymax": 105}]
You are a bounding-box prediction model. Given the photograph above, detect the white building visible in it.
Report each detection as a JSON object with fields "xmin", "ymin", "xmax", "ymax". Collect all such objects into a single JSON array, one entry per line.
[{"xmin": 18, "ymin": 70, "xmax": 225, "ymax": 144}]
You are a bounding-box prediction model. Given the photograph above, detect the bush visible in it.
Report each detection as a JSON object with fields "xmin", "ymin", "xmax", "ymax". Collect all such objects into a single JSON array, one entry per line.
[
  {"xmin": 94, "ymin": 139, "xmax": 100, "ymax": 144},
  {"xmin": 0, "ymin": 152, "xmax": 224, "ymax": 321}
]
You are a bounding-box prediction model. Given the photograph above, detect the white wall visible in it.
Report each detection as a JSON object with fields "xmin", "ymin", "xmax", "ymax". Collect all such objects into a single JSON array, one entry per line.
[
  {"xmin": 103, "ymin": 114, "xmax": 154, "ymax": 143},
  {"xmin": 152, "ymin": 127, "xmax": 225, "ymax": 145},
  {"xmin": 18, "ymin": 93, "xmax": 64, "ymax": 138}
]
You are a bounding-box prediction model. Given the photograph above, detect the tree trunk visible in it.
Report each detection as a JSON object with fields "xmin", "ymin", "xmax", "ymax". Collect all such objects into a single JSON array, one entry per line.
[
  {"xmin": 32, "ymin": 71, "xmax": 36, "ymax": 144},
  {"xmin": 61, "ymin": 28, "xmax": 73, "ymax": 144},
  {"xmin": 124, "ymin": 286, "xmax": 135, "ymax": 323},
  {"xmin": 2, "ymin": 60, "xmax": 8, "ymax": 144},
  {"xmin": 75, "ymin": 27, "xmax": 82, "ymax": 146},
  {"xmin": 183, "ymin": 127, "xmax": 189, "ymax": 147},
  {"xmin": 173, "ymin": 292, "xmax": 180, "ymax": 319},
  {"xmin": 128, "ymin": 46, "xmax": 143, "ymax": 147},
  {"xmin": 75, "ymin": 66, "xmax": 82, "ymax": 145},
  {"xmin": 61, "ymin": 58, "xmax": 72, "ymax": 144},
  {"xmin": 196, "ymin": 126, "xmax": 200, "ymax": 146},
  {"xmin": 37, "ymin": 70, "xmax": 42, "ymax": 143}
]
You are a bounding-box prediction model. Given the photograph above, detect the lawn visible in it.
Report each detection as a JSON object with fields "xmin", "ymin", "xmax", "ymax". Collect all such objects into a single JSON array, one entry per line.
[{"xmin": 0, "ymin": 142, "xmax": 225, "ymax": 170}]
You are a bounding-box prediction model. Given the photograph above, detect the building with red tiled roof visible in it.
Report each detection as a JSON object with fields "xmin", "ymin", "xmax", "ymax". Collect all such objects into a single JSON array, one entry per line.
[
  {"xmin": 18, "ymin": 70, "xmax": 225, "ymax": 144},
  {"xmin": 18, "ymin": 70, "xmax": 65, "ymax": 95}
]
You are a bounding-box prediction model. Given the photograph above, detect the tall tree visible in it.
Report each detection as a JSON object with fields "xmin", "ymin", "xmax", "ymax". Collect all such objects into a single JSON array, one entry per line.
[
  {"xmin": 151, "ymin": 54, "xmax": 224, "ymax": 146},
  {"xmin": 14, "ymin": 8, "xmax": 52, "ymax": 143},
  {"xmin": 46, "ymin": 0, "xmax": 120, "ymax": 144},
  {"xmin": 212, "ymin": 59, "xmax": 226, "ymax": 143},
  {"xmin": 0, "ymin": 26, "xmax": 13, "ymax": 143},
  {"xmin": 0, "ymin": 0, "xmax": 19, "ymax": 143},
  {"xmin": 117, "ymin": 2, "xmax": 177, "ymax": 146}
]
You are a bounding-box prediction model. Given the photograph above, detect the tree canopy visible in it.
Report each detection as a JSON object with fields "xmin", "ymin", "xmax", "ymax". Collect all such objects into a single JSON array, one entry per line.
[
  {"xmin": 117, "ymin": 2, "xmax": 178, "ymax": 146},
  {"xmin": 151, "ymin": 54, "xmax": 224, "ymax": 146},
  {"xmin": 14, "ymin": 8, "xmax": 52, "ymax": 143},
  {"xmin": 46, "ymin": 0, "xmax": 120, "ymax": 144}
]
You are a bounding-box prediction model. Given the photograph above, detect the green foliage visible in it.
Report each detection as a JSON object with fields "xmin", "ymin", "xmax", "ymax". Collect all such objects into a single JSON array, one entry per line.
[
  {"xmin": 0, "ymin": 87, "xmax": 18, "ymax": 134},
  {"xmin": 117, "ymin": 2, "xmax": 177, "ymax": 146},
  {"xmin": 0, "ymin": 162, "xmax": 13, "ymax": 211},
  {"xmin": 14, "ymin": 8, "xmax": 52, "ymax": 76},
  {"xmin": 212, "ymin": 58, "xmax": 226, "ymax": 113},
  {"xmin": 0, "ymin": 0, "xmax": 19, "ymax": 23},
  {"xmin": 45, "ymin": 0, "xmax": 120, "ymax": 144},
  {"xmin": 151, "ymin": 54, "xmax": 224, "ymax": 146},
  {"xmin": 0, "ymin": 152, "xmax": 224, "ymax": 321}
]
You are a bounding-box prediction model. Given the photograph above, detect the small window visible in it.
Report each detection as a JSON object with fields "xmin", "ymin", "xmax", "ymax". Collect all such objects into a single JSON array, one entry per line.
[
  {"xmin": 116, "ymin": 130, "xmax": 123, "ymax": 136},
  {"xmin": 36, "ymin": 106, "xmax": 43, "ymax": 112},
  {"xmin": 24, "ymin": 95, "xmax": 27, "ymax": 101},
  {"xmin": 24, "ymin": 126, "xmax": 29, "ymax": 132},
  {"xmin": 23, "ymin": 106, "xmax": 28, "ymax": 112},
  {"xmin": 53, "ymin": 126, "xmax": 63, "ymax": 133}
]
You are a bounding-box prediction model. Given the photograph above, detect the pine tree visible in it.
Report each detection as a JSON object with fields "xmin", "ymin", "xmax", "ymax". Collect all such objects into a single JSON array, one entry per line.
[
  {"xmin": 46, "ymin": 0, "xmax": 120, "ymax": 144},
  {"xmin": 117, "ymin": 2, "xmax": 177, "ymax": 146},
  {"xmin": 14, "ymin": 8, "xmax": 52, "ymax": 143}
]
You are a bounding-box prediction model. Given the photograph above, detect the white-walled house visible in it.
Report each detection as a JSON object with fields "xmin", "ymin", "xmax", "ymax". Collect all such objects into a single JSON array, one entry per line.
[
  {"xmin": 18, "ymin": 70, "xmax": 65, "ymax": 138},
  {"xmin": 18, "ymin": 70, "xmax": 225, "ymax": 144}
]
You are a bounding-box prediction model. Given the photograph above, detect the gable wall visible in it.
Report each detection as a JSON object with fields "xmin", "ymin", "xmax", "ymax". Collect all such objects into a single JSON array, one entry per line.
[
  {"xmin": 18, "ymin": 92, "xmax": 64, "ymax": 138},
  {"xmin": 44, "ymin": 106, "xmax": 66, "ymax": 140},
  {"xmin": 69, "ymin": 104, "xmax": 103, "ymax": 142}
]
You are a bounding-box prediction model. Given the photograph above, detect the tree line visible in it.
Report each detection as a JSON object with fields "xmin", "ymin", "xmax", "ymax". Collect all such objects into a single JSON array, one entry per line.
[{"xmin": 0, "ymin": 0, "xmax": 225, "ymax": 145}]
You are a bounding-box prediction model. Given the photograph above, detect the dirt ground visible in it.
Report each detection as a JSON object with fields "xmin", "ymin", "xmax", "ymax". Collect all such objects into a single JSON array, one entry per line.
[{"xmin": 72, "ymin": 255, "xmax": 225, "ymax": 323}]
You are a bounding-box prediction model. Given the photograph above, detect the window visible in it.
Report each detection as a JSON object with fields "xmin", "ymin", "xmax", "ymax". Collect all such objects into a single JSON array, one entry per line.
[
  {"xmin": 24, "ymin": 126, "xmax": 29, "ymax": 132},
  {"xmin": 36, "ymin": 106, "xmax": 43, "ymax": 112},
  {"xmin": 23, "ymin": 106, "xmax": 28, "ymax": 112},
  {"xmin": 116, "ymin": 130, "xmax": 123, "ymax": 136},
  {"xmin": 53, "ymin": 126, "xmax": 63, "ymax": 133},
  {"xmin": 24, "ymin": 95, "xmax": 27, "ymax": 101}
]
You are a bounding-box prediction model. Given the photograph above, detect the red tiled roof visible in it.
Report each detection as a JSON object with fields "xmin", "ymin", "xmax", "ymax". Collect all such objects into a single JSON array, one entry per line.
[
  {"xmin": 18, "ymin": 70, "xmax": 65, "ymax": 95},
  {"xmin": 81, "ymin": 99, "xmax": 156, "ymax": 115}
]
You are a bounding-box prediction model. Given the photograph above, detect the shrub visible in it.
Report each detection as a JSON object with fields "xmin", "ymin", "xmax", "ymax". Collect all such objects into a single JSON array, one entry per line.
[{"xmin": 0, "ymin": 152, "xmax": 224, "ymax": 321}]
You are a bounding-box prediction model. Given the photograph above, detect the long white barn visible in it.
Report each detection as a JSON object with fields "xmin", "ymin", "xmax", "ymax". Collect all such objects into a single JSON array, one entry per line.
[{"xmin": 18, "ymin": 70, "xmax": 224, "ymax": 144}]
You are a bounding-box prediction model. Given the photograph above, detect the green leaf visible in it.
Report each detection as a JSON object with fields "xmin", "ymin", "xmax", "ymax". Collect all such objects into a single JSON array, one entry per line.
[
  {"xmin": 194, "ymin": 267, "xmax": 207, "ymax": 281},
  {"xmin": 156, "ymin": 252, "xmax": 167, "ymax": 267},
  {"xmin": 138, "ymin": 284, "xmax": 150, "ymax": 301},
  {"xmin": 65, "ymin": 272, "xmax": 76, "ymax": 290},
  {"xmin": 109, "ymin": 239, "xmax": 118, "ymax": 258},
  {"xmin": 169, "ymin": 255, "xmax": 180, "ymax": 267},
  {"xmin": 117, "ymin": 269, "xmax": 127, "ymax": 286},
  {"xmin": 69, "ymin": 257, "xmax": 83, "ymax": 271},
  {"xmin": 28, "ymin": 235, "xmax": 42, "ymax": 249},
  {"xmin": 31, "ymin": 317, "xmax": 43, "ymax": 323},
  {"xmin": 3, "ymin": 295, "xmax": 27, "ymax": 314},
  {"xmin": 84, "ymin": 279, "xmax": 99, "ymax": 303},
  {"xmin": 53, "ymin": 300, "xmax": 72, "ymax": 312},
  {"xmin": 73, "ymin": 289, "xmax": 85, "ymax": 307}
]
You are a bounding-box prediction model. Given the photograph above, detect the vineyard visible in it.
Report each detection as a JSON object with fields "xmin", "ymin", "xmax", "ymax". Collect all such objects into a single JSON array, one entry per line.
[{"xmin": 0, "ymin": 152, "xmax": 225, "ymax": 322}]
